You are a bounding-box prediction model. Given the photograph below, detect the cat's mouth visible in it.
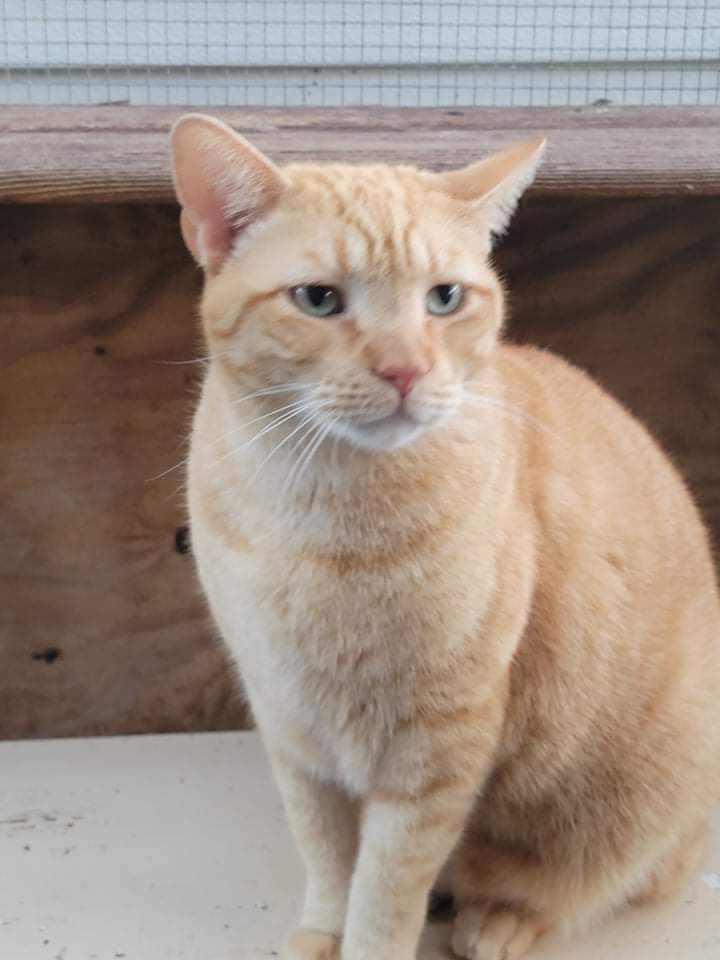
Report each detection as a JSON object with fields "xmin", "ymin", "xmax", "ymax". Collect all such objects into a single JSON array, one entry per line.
[
  {"xmin": 365, "ymin": 409, "xmax": 417, "ymax": 430},
  {"xmin": 339, "ymin": 408, "xmax": 423, "ymax": 450}
]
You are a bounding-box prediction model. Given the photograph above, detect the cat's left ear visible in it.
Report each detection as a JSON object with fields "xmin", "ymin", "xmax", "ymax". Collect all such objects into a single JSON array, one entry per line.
[{"xmin": 440, "ymin": 137, "xmax": 546, "ymax": 241}]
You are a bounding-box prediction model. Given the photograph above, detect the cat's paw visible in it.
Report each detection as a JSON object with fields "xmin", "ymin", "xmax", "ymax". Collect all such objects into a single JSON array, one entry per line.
[
  {"xmin": 451, "ymin": 904, "xmax": 543, "ymax": 960},
  {"xmin": 284, "ymin": 928, "xmax": 341, "ymax": 960}
]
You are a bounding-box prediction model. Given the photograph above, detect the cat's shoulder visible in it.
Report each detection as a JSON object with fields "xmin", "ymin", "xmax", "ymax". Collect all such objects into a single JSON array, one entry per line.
[
  {"xmin": 496, "ymin": 342, "xmax": 611, "ymax": 405},
  {"xmin": 494, "ymin": 342, "xmax": 650, "ymax": 448},
  {"xmin": 494, "ymin": 343, "xmax": 672, "ymax": 476}
]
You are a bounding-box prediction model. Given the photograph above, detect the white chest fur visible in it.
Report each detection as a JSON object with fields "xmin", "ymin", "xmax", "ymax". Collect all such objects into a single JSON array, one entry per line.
[
  {"xmin": 189, "ymin": 488, "xmax": 494, "ymax": 796},
  {"xmin": 186, "ymin": 376, "xmax": 508, "ymax": 795}
]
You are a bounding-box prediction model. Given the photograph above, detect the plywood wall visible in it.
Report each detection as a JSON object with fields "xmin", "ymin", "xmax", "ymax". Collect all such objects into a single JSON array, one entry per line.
[
  {"xmin": 1, "ymin": 197, "xmax": 718, "ymax": 739},
  {"xmin": 0, "ymin": 204, "xmax": 246, "ymax": 738}
]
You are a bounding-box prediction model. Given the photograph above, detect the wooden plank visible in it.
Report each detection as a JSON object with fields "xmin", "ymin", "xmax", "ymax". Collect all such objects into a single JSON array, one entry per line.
[
  {"xmin": 0, "ymin": 203, "xmax": 248, "ymax": 739},
  {"xmin": 0, "ymin": 106, "xmax": 719, "ymax": 203},
  {"xmin": 1, "ymin": 196, "xmax": 717, "ymax": 738},
  {"xmin": 3, "ymin": 105, "xmax": 720, "ymax": 132}
]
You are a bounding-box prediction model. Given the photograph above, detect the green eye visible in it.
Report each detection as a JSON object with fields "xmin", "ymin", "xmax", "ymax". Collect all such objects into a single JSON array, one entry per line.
[
  {"xmin": 291, "ymin": 284, "xmax": 344, "ymax": 317},
  {"xmin": 426, "ymin": 283, "xmax": 464, "ymax": 316}
]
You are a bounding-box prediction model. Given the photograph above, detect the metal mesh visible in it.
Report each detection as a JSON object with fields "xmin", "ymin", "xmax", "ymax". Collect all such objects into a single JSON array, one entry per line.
[{"xmin": 1, "ymin": 1, "xmax": 719, "ymax": 108}]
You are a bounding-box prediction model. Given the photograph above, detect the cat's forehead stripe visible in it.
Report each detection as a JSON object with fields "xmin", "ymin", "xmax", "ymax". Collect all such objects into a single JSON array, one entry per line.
[{"xmin": 290, "ymin": 165, "xmax": 446, "ymax": 277}]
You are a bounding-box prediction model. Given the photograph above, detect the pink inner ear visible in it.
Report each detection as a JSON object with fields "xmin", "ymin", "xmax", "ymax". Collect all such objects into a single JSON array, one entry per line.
[
  {"xmin": 202, "ymin": 218, "xmax": 234, "ymax": 274},
  {"xmin": 202, "ymin": 203, "xmax": 260, "ymax": 273},
  {"xmin": 175, "ymin": 159, "xmax": 240, "ymax": 271},
  {"xmin": 182, "ymin": 170, "xmax": 278, "ymax": 273},
  {"xmin": 171, "ymin": 117, "xmax": 286, "ymax": 272},
  {"xmin": 179, "ymin": 209, "xmax": 201, "ymax": 264}
]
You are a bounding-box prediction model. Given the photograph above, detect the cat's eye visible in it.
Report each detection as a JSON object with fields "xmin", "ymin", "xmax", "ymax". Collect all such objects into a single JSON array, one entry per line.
[
  {"xmin": 290, "ymin": 284, "xmax": 344, "ymax": 318},
  {"xmin": 426, "ymin": 283, "xmax": 465, "ymax": 316}
]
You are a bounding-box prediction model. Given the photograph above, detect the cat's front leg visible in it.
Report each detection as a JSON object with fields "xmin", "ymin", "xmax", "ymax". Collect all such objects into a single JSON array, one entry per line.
[
  {"xmin": 269, "ymin": 751, "xmax": 360, "ymax": 960},
  {"xmin": 342, "ymin": 749, "xmax": 491, "ymax": 960}
]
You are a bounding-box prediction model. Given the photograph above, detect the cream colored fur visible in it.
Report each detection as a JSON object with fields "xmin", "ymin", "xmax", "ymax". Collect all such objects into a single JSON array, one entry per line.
[{"xmin": 170, "ymin": 114, "xmax": 720, "ymax": 960}]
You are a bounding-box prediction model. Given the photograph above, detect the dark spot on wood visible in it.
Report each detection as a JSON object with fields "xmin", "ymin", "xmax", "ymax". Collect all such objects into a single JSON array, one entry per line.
[
  {"xmin": 93, "ymin": 344, "xmax": 107, "ymax": 355},
  {"xmin": 31, "ymin": 647, "xmax": 61, "ymax": 664},
  {"xmin": 446, "ymin": 110, "xmax": 464, "ymax": 116},
  {"xmin": 19, "ymin": 249, "xmax": 36, "ymax": 265},
  {"xmin": 175, "ymin": 525, "xmax": 191, "ymax": 555}
]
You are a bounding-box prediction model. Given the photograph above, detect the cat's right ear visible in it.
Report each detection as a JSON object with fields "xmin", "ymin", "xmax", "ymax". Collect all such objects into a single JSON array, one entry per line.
[
  {"xmin": 170, "ymin": 114, "xmax": 286, "ymax": 274},
  {"xmin": 440, "ymin": 137, "xmax": 546, "ymax": 242}
]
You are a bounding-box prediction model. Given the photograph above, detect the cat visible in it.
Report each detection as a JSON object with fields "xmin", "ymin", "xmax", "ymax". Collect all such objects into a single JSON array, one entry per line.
[{"xmin": 170, "ymin": 113, "xmax": 720, "ymax": 960}]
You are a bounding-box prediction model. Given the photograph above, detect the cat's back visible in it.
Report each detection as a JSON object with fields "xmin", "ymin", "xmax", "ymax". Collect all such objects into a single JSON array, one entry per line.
[
  {"xmin": 485, "ymin": 343, "xmax": 720, "ymax": 826},
  {"xmin": 495, "ymin": 340, "xmax": 720, "ymax": 678},
  {"xmin": 497, "ymin": 341, "xmax": 665, "ymax": 461},
  {"xmin": 497, "ymin": 341, "xmax": 709, "ymax": 536}
]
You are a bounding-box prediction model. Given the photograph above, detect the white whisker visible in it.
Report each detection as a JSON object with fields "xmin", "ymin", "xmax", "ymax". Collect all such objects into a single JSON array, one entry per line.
[
  {"xmin": 145, "ymin": 455, "xmax": 190, "ymax": 484},
  {"xmin": 289, "ymin": 416, "xmax": 339, "ymax": 500},
  {"xmin": 230, "ymin": 382, "xmax": 320, "ymax": 407},
  {"xmin": 204, "ymin": 406, "xmax": 311, "ymax": 474},
  {"xmin": 246, "ymin": 405, "xmax": 330, "ymax": 489},
  {"xmin": 463, "ymin": 392, "xmax": 560, "ymax": 441},
  {"xmin": 208, "ymin": 398, "xmax": 316, "ymax": 449},
  {"xmin": 280, "ymin": 418, "xmax": 325, "ymax": 502},
  {"xmin": 155, "ymin": 351, "xmax": 231, "ymax": 366},
  {"xmin": 145, "ymin": 394, "xmax": 311, "ymax": 483}
]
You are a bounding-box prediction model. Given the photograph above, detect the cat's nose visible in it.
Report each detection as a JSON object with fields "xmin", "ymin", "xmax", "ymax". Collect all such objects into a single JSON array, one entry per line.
[{"xmin": 373, "ymin": 364, "xmax": 428, "ymax": 397}]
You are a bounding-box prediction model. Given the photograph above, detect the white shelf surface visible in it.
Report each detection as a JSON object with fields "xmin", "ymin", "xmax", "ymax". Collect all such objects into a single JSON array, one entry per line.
[{"xmin": 0, "ymin": 732, "xmax": 718, "ymax": 959}]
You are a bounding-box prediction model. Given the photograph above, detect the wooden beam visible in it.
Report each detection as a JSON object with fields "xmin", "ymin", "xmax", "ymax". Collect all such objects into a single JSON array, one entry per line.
[{"xmin": 0, "ymin": 106, "xmax": 718, "ymax": 204}]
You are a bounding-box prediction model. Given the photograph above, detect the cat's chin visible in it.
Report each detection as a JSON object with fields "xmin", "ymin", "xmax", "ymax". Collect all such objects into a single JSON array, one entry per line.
[{"xmin": 337, "ymin": 411, "xmax": 426, "ymax": 451}]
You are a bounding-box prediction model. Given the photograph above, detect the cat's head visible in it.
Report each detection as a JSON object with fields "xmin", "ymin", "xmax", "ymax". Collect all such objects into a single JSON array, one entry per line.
[{"xmin": 171, "ymin": 114, "xmax": 544, "ymax": 451}]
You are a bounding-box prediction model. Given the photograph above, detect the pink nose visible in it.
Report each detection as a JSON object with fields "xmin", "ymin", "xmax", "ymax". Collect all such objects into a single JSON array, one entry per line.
[{"xmin": 373, "ymin": 364, "xmax": 427, "ymax": 397}]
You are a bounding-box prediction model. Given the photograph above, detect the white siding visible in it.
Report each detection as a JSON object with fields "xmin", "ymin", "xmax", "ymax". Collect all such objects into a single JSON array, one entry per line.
[{"xmin": 1, "ymin": 0, "xmax": 719, "ymax": 105}]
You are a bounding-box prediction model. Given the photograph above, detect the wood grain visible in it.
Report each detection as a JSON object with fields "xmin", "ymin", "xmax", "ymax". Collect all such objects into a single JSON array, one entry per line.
[
  {"xmin": 0, "ymin": 204, "xmax": 248, "ymax": 738},
  {"xmin": 0, "ymin": 195, "xmax": 717, "ymax": 738},
  {"xmin": 0, "ymin": 106, "xmax": 719, "ymax": 204}
]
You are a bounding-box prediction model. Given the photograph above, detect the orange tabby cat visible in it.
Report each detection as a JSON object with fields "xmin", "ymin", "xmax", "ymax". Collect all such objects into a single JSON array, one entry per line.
[{"xmin": 170, "ymin": 114, "xmax": 720, "ymax": 960}]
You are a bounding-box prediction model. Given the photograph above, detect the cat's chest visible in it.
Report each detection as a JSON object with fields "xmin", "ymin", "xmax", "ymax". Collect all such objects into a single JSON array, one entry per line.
[
  {"xmin": 195, "ymin": 512, "xmax": 449, "ymax": 682},
  {"xmin": 191, "ymin": 510, "xmax": 475, "ymax": 790}
]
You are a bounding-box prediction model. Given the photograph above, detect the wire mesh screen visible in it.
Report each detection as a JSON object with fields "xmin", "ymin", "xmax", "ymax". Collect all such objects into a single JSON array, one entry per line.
[{"xmin": 1, "ymin": 1, "xmax": 719, "ymax": 108}]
